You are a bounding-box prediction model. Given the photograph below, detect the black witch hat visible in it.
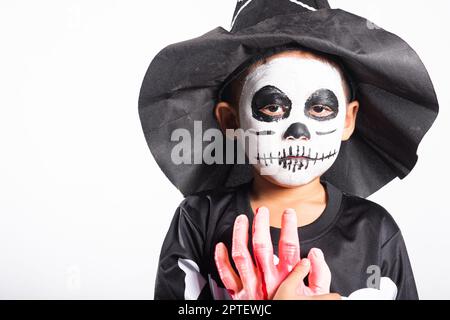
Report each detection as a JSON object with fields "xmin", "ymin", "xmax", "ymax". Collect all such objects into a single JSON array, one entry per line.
[{"xmin": 138, "ymin": 0, "xmax": 439, "ymax": 198}]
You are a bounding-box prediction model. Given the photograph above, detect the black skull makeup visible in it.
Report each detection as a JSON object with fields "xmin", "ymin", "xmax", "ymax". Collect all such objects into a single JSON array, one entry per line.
[
  {"xmin": 283, "ymin": 122, "xmax": 311, "ymax": 140},
  {"xmin": 251, "ymin": 85, "xmax": 292, "ymax": 122},
  {"xmin": 304, "ymin": 89, "xmax": 339, "ymax": 121},
  {"xmin": 238, "ymin": 54, "xmax": 348, "ymax": 186}
]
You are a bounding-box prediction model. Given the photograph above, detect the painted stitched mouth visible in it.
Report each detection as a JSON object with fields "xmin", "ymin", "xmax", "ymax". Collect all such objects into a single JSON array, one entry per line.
[{"xmin": 256, "ymin": 146, "xmax": 337, "ymax": 172}]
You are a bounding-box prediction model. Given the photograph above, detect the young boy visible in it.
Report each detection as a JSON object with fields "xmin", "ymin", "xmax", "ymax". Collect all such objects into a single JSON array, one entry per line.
[
  {"xmin": 138, "ymin": 0, "xmax": 438, "ymax": 300},
  {"xmin": 213, "ymin": 48, "xmax": 402, "ymax": 300}
]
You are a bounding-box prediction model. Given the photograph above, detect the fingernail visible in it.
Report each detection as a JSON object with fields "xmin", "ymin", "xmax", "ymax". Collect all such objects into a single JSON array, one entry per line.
[
  {"xmin": 301, "ymin": 258, "xmax": 310, "ymax": 266},
  {"xmin": 312, "ymin": 248, "xmax": 324, "ymax": 259},
  {"xmin": 215, "ymin": 243, "xmax": 224, "ymax": 255},
  {"xmin": 284, "ymin": 208, "xmax": 296, "ymax": 215},
  {"xmin": 234, "ymin": 215, "xmax": 247, "ymax": 231},
  {"xmin": 256, "ymin": 207, "xmax": 269, "ymax": 215}
]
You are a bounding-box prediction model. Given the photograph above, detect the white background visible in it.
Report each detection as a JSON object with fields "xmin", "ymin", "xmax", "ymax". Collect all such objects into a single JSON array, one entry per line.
[{"xmin": 0, "ymin": 0, "xmax": 449, "ymax": 299}]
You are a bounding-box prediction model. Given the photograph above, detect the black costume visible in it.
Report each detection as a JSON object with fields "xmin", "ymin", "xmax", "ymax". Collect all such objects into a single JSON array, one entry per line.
[{"xmin": 155, "ymin": 180, "xmax": 418, "ymax": 300}]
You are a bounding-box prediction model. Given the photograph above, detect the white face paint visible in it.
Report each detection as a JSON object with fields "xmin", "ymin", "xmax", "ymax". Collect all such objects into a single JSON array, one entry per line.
[{"xmin": 238, "ymin": 54, "xmax": 348, "ymax": 187}]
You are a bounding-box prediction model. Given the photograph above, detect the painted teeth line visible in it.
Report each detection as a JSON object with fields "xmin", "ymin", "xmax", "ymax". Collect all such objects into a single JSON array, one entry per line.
[
  {"xmin": 256, "ymin": 148, "xmax": 338, "ymax": 172},
  {"xmin": 257, "ymin": 148, "xmax": 337, "ymax": 161}
]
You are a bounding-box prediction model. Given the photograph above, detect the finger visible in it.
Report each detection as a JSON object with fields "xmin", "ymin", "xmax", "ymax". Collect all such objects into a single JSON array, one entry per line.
[
  {"xmin": 280, "ymin": 258, "xmax": 310, "ymax": 292},
  {"xmin": 231, "ymin": 215, "xmax": 258, "ymax": 293},
  {"xmin": 307, "ymin": 248, "xmax": 331, "ymax": 294},
  {"xmin": 252, "ymin": 207, "xmax": 275, "ymax": 275},
  {"xmin": 214, "ymin": 242, "xmax": 242, "ymax": 294},
  {"xmin": 278, "ymin": 208, "xmax": 300, "ymax": 273}
]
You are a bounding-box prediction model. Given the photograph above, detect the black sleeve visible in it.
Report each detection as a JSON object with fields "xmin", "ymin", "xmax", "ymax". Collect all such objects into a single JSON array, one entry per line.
[
  {"xmin": 380, "ymin": 231, "xmax": 419, "ymax": 300},
  {"xmin": 154, "ymin": 200, "xmax": 210, "ymax": 300}
]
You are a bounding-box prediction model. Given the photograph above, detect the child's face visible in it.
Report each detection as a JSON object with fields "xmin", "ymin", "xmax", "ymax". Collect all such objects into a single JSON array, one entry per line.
[{"xmin": 238, "ymin": 52, "xmax": 349, "ymax": 187}]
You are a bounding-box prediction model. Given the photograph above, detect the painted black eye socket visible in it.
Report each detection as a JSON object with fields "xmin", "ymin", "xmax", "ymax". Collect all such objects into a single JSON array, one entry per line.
[
  {"xmin": 252, "ymin": 86, "xmax": 292, "ymax": 122},
  {"xmin": 304, "ymin": 89, "xmax": 339, "ymax": 121}
]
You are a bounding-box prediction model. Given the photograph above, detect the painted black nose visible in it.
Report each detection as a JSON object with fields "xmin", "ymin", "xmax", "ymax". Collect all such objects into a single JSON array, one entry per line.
[{"xmin": 283, "ymin": 122, "xmax": 311, "ymax": 140}]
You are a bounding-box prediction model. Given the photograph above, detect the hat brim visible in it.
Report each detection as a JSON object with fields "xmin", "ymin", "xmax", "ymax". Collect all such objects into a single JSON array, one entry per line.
[{"xmin": 139, "ymin": 8, "xmax": 439, "ymax": 197}]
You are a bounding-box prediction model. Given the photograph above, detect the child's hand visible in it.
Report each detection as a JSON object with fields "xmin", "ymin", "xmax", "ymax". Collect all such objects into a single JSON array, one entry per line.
[
  {"xmin": 214, "ymin": 207, "xmax": 332, "ymax": 300},
  {"xmin": 214, "ymin": 214, "xmax": 264, "ymax": 300},
  {"xmin": 273, "ymin": 259, "xmax": 341, "ymax": 300}
]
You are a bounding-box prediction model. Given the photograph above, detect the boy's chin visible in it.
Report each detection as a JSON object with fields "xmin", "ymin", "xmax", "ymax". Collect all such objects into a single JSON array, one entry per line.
[{"xmin": 254, "ymin": 166, "xmax": 319, "ymax": 188}]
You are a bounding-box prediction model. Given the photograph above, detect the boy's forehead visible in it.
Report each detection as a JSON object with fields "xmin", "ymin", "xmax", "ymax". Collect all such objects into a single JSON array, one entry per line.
[{"xmin": 243, "ymin": 53, "xmax": 345, "ymax": 99}]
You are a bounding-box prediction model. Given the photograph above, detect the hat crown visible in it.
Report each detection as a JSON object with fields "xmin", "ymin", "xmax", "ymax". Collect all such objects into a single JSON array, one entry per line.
[{"xmin": 231, "ymin": 0, "xmax": 331, "ymax": 32}]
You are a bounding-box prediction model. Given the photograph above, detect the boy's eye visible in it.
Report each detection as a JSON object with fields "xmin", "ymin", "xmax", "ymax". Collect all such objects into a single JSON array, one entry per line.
[
  {"xmin": 304, "ymin": 89, "xmax": 339, "ymax": 121},
  {"xmin": 259, "ymin": 104, "xmax": 287, "ymax": 117},
  {"xmin": 308, "ymin": 105, "xmax": 335, "ymax": 118},
  {"xmin": 251, "ymin": 86, "xmax": 292, "ymax": 122}
]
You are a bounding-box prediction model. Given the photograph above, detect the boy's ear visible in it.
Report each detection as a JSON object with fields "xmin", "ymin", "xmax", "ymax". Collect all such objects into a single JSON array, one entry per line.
[
  {"xmin": 215, "ymin": 101, "xmax": 240, "ymax": 132},
  {"xmin": 341, "ymin": 100, "xmax": 359, "ymax": 141}
]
